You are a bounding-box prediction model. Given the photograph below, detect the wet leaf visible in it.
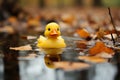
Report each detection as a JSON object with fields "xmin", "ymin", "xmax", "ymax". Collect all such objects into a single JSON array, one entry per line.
[
  {"xmin": 21, "ymin": 35, "xmax": 37, "ymax": 40},
  {"xmin": 76, "ymin": 29, "xmax": 90, "ymax": 39},
  {"xmin": 54, "ymin": 61, "xmax": 90, "ymax": 71},
  {"xmin": 10, "ymin": 45, "xmax": 32, "ymax": 51},
  {"xmin": 95, "ymin": 52, "xmax": 113, "ymax": 58},
  {"xmin": 0, "ymin": 26, "xmax": 15, "ymax": 34},
  {"xmin": 75, "ymin": 40, "xmax": 87, "ymax": 49},
  {"xmin": 27, "ymin": 36, "xmax": 37, "ymax": 39},
  {"xmin": 78, "ymin": 56, "xmax": 107, "ymax": 63},
  {"xmin": 89, "ymin": 41, "xmax": 114, "ymax": 56}
]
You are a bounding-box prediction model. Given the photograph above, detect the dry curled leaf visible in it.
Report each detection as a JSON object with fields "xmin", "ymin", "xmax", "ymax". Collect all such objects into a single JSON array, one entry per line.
[
  {"xmin": 27, "ymin": 19, "xmax": 39, "ymax": 27},
  {"xmin": 8, "ymin": 16, "xmax": 17, "ymax": 23},
  {"xmin": 96, "ymin": 28, "xmax": 106, "ymax": 39},
  {"xmin": 61, "ymin": 14, "xmax": 75, "ymax": 24},
  {"xmin": 0, "ymin": 26, "xmax": 15, "ymax": 34},
  {"xmin": 10, "ymin": 45, "xmax": 32, "ymax": 51},
  {"xmin": 89, "ymin": 41, "xmax": 114, "ymax": 56},
  {"xmin": 76, "ymin": 29, "xmax": 90, "ymax": 39}
]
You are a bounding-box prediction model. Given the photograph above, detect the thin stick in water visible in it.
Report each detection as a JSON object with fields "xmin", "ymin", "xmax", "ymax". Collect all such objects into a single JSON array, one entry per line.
[{"xmin": 108, "ymin": 7, "xmax": 119, "ymax": 38}]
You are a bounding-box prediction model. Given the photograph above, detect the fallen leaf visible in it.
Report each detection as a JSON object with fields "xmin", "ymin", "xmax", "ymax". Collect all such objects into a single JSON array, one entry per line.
[
  {"xmin": 8, "ymin": 16, "xmax": 17, "ymax": 23},
  {"xmin": 0, "ymin": 26, "xmax": 15, "ymax": 34},
  {"xmin": 96, "ymin": 28, "xmax": 106, "ymax": 39},
  {"xmin": 10, "ymin": 45, "xmax": 32, "ymax": 51},
  {"xmin": 27, "ymin": 19, "xmax": 39, "ymax": 27},
  {"xmin": 104, "ymin": 34, "xmax": 117, "ymax": 39},
  {"xmin": 61, "ymin": 14, "xmax": 75, "ymax": 24},
  {"xmin": 27, "ymin": 36, "xmax": 37, "ymax": 40},
  {"xmin": 76, "ymin": 29, "xmax": 90, "ymax": 39},
  {"xmin": 78, "ymin": 56, "xmax": 107, "ymax": 63},
  {"xmin": 75, "ymin": 40, "xmax": 87, "ymax": 49},
  {"xmin": 89, "ymin": 41, "xmax": 114, "ymax": 56},
  {"xmin": 95, "ymin": 52, "xmax": 113, "ymax": 58},
  {"xmin": 54, "ymin": 61, "xmax": 90, "ymax": 71}
]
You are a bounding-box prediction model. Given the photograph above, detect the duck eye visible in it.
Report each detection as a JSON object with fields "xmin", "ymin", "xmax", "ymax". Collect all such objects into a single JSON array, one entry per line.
[
  {"xmin": 57, "ymin": 28, "xmax": 59, "ymax": 31},
  {"xmin": 48, "ymin": 28, "xmax": 50, "ymax": 31}
]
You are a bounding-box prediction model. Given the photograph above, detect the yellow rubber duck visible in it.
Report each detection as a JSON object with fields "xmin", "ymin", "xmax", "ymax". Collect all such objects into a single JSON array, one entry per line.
[{"xmin": 37, "ymin": 22, "xmax": 66, "ymax": 54}]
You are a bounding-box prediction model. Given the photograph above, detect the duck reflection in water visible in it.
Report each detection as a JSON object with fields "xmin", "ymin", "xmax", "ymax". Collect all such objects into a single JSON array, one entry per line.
[{"xmin": 44, "ymin": 54, "xmax": 61, "ymax": 68}]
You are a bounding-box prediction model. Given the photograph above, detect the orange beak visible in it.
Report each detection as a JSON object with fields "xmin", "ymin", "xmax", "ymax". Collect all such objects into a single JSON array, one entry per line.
[{"xmin": 50, "ymin": 29, "xmax": 58, "ymax": 36}]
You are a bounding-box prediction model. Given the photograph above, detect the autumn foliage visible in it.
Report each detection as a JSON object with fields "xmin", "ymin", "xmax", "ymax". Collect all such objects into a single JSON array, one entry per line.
[
  {"xmin": 89, "ymin": 41, "xmax": 114, "ymax": 55},
  {"xmin": 76, "ymin": 29, "xmax": 90, "ymax": 39}
]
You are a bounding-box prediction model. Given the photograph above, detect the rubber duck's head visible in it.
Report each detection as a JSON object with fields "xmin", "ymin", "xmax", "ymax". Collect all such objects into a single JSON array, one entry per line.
[{"xmin": 44, "ymin": 22, "xmax": 61, "ymax": 38}]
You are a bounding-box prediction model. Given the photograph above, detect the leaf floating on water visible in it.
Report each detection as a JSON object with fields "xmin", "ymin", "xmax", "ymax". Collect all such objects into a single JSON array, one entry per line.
[
  {"xmin": 53, "ymin": 62, "xmax": 90, "ymax": 71},
  {"xmin": 10, "ymin": 45, "xmax": 32, "ymax": 51},
  {"xmin": 95, "ymin": 52, "xmax": 113, "ymax": 58},
  {"xmin": 21, "ymin": 35, "xmax": 37, "ymax": 40},
  {"xmin": 89, "ymin": 41, "xmax": 114, "ymax": 57},
  {"xmin": 76, "ymin": 29, "xmax": 91, "ymax": 39},
  {"xmin": 75, "ymin": 40, "xmax": 87, "ymax": 49},
  {"xmin": 27, "ymin": 36, "xmax": 37, "ymax": 40},
  {"xmin": 0, "ymin": 26, "xmax": 15, "ymax": 34},
  {"xmin": 78, "ymin": 56, "xmax": 107, "ymax": 63}
]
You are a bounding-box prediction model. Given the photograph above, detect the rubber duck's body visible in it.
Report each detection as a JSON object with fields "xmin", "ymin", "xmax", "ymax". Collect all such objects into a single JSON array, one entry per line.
[{"xmin": 37, "ymin": 22, "xmax": 66, "ymax": 54}]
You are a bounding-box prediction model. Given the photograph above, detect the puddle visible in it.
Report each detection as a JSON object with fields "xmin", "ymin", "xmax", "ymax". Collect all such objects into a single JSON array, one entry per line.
[{"xmin": 0, "ymin": 32, "xmax": 118, "ymax": 80}]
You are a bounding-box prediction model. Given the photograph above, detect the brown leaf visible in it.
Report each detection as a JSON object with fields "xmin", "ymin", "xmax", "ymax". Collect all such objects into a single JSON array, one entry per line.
[
  {"xmin": 53, "ymin": 61, "xmax": 90, "ymax": 71},
  {"xmin": 96, "ymin": 28, "xmax": 106, "ymax": 39},
  {"xmin": 75, "ymin": 40, "xmax": 87, "ymax": 49},
  {"xmin": 10, "ymin": 45, "xmax": 32, "ymax": 51},
  {"xmin": 78, "ymin": 56, "xmax": 107, "ymax": 63},
  {"xmin": 89, "ymin": 41, "xmax": 114, "ymax": 56},
  {"xmin": 76, "ymin": 29, "xmax": 90, "ymax": 39},
  {"xmin": 21, "ymin": 35, "xmax": 37, "ymax": 40},
  {"xmin": 8, "ymin": 16, "xmax": 17, "ymax": 23},
  {"xmin": 0, "ymin": 26, "xmax": 15, "ymax": 34}
]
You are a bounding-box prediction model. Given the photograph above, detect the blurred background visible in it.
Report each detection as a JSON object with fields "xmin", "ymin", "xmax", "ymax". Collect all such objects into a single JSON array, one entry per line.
[{"xmin": 0, "ymin": 0, "xmax": 120, "ymax": 80}]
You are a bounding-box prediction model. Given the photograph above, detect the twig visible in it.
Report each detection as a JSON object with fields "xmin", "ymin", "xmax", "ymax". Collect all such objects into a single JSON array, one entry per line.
[
  {"xmin": 108, "ymin": 7, "xmax": 119, "ymax": 38},
  {"xmin": 110, "ymin": 33, "xmax": 115, "ymax": 45}
]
